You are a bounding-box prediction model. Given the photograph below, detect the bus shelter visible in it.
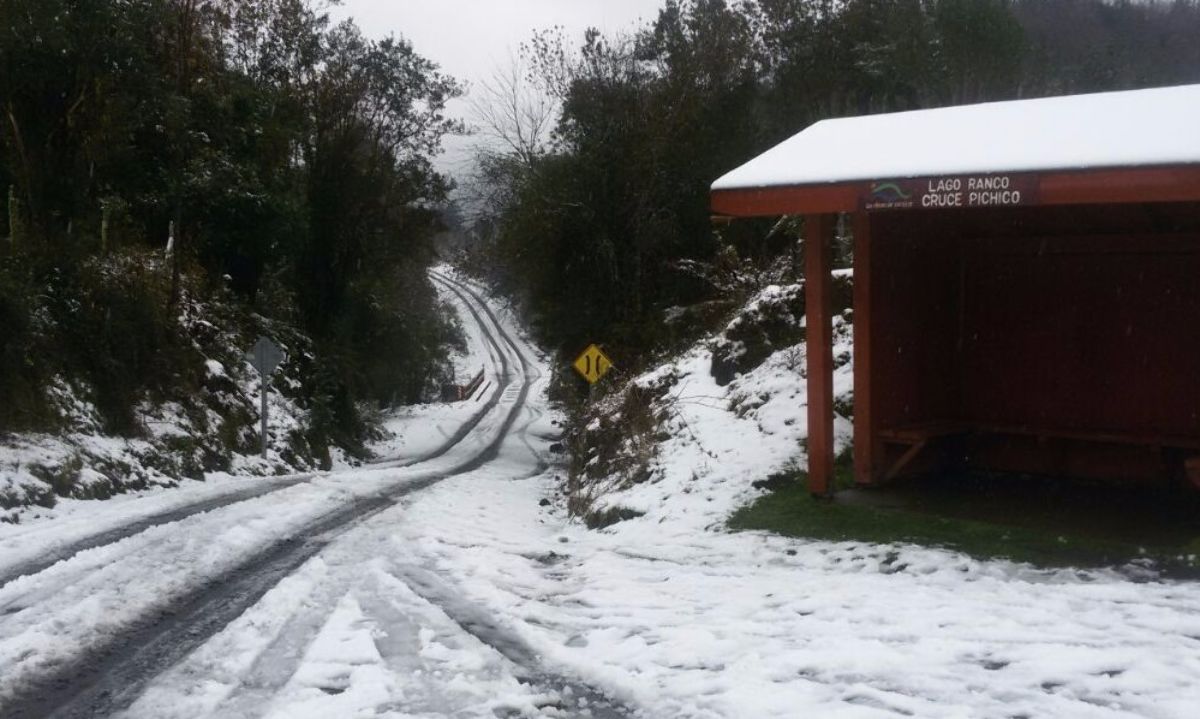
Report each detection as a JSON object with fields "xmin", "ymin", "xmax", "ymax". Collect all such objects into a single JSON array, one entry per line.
[{"xmin": 711, "ymin": 85, "xmax": 1200, "ymax": 495}]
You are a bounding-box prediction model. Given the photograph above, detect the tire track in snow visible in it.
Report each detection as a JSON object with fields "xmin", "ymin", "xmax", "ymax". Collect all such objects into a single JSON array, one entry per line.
[
  {"xmin": 0, "ymin": 274, "xmax": 510, "ymax": 592},
  {"xmin": 201, "ymin": 551, "xmax": 379, "ymax": 718},
  {"xmin": 388, "ymin": 562, "xmax": 631, "ymax": 719},
  {"xmin": 0, "ymin": 272, "xmax": 533, "ymax": 719},
  {"xmin": 200, "ymin": 275, "xmax": 624, "ymax": 719},
  {"xmin": 417, "ymin": 275, "xmax": 633, "ymax": 717},
  {"xmin": 433, "ymin": 272, "xmax": 553, "ymax": 475},
  {"xmin": 0, "ymin": 479, "xmax": 305, "ymax": 593},
  {"xmin": 140, "ymin": 273, "xmax": 571, "ymax": 718}
]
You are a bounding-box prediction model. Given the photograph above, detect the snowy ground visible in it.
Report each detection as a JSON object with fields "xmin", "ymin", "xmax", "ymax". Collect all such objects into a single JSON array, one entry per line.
[
  {"xmin": 390, "ymin": 336, "xmax": 1200, "ymax": 718},
  {"xmin": 2, "ymin": 272, "xmax": 1199, "ymax": 718}
]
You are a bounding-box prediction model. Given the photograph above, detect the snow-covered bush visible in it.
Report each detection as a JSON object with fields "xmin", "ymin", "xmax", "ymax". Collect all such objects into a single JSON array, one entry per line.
[
  {"xmin": 566, "ymin": 379, "xmax": 673, "ymax": 527},
  {"xmin": 563, "ymin": 271, "xmax": 855, "ymax": 532},
  {"xmin": 710, "ymin": 283, "xmax": 806, "ymax": 385},
  {"xmin": 710, "ymin": 272, "xmax": 853, "ymax": 386}
]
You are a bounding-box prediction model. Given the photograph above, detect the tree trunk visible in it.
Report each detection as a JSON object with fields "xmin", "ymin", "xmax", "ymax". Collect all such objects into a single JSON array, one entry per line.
[
  {"xmin": 7, "ymin": 185, "xmax": 20, "ymax": 248},
  {"xmin": 167, "ymin": 0, "xmax": 199, "ymax": 309}
]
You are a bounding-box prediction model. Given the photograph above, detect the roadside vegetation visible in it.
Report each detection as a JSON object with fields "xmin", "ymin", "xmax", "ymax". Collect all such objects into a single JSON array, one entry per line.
[{"xmin": 0, "ymin": 0, "xmax": 462, "ymax": 508}]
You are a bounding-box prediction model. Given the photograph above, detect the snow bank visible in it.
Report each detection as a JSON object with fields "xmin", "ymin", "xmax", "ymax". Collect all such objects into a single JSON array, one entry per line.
[{"xmin": 713, "ymin": 84, "xmax": 1200, "ymax": 190}]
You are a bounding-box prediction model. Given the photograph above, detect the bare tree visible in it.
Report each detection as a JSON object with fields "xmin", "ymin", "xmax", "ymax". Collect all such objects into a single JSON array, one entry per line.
[
  {"xmin": 462, "ymin": 54, "xmax": 559, "ymax": 223},
  {"xmin": 468, "ymin": 54, "xmax": 557, "ymax": 168}
]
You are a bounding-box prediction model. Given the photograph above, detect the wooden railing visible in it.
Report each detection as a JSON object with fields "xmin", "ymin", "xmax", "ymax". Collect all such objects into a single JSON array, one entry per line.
[{"xmin": 458, "ymin": 367, "xmax": 486, "ymax": 401}]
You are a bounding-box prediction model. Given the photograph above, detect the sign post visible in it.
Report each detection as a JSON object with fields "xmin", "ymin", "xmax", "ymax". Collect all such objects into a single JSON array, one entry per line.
[{"xmin": 246, "ymin": 336, "xmax": 285, "ymax": 460}]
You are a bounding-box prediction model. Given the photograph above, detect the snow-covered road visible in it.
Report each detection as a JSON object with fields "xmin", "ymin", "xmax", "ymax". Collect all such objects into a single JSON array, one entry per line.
[
  {"xmin": 0, "ymin": 271, "xmax": 624, "ymax": 718},
  {"xmin": 3, "ymin": 271, "xmax": 1200, "ymax": 719}
]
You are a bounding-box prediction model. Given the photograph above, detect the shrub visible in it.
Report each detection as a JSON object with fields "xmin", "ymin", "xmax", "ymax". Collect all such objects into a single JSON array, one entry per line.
[
  {"xmin": 47, "ymin": 250, "xmax": 203, "ymax": 434},
  {"xmin": 0, "ymin": 257, "xmax": 51, "ymax": 429}
]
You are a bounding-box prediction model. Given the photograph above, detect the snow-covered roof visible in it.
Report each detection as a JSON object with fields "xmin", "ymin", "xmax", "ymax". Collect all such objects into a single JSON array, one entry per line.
[{"xmin": 712, "ymin": 84, "xmax": 1200, "ymax": 191}]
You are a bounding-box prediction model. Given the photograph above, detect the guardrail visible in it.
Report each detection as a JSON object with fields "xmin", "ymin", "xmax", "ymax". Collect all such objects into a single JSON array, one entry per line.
[
  {"xmin": 442, "ymin": 367, "xmax": 486, "ymax": 403},
  {"xmin": 460, "ymin": 367, "xmax": 486, "ymax": 400}
]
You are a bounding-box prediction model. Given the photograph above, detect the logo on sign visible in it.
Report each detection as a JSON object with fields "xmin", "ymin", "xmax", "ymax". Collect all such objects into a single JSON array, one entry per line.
[{"xmin": 865, "ymin": 181, "xmax": 914, "ymax": 210}]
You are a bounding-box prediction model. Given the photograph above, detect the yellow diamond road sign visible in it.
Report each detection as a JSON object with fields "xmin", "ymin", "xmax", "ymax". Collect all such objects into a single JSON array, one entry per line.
[{"xmin": 573, "ymin": 344, "xmax": 614, "ymax": 385}]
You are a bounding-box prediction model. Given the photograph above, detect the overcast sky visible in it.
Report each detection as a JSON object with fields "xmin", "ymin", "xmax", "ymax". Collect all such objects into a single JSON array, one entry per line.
[{"xmin": 334, "ymin": 0, "xmax": 665, "ymax": 179}]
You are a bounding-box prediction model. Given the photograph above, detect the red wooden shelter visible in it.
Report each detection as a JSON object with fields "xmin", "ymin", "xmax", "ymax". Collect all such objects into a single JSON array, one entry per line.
[{"xmin": 710, "ymin": 85, "xmax": 1200, "ymax": 495}]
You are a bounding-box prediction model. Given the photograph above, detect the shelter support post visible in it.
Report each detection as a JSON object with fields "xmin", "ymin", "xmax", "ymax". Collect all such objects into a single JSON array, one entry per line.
[
  {"xmin": 805, "ymin": 214, "xmax": 836, "ymax": 497},
  {"xmin": 851, "ymin": 212, "xmax": 876, "ymax": 485}
]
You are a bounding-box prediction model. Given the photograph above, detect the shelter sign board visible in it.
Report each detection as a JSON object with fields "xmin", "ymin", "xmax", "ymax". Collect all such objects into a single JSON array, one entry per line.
[
  {"xmin": 863, "ymin": 174, "xmax": 1038, "ymax": 212},
  {"xmin": 573, "ymin": 344, "xmax": 614, "ymax": 385}
]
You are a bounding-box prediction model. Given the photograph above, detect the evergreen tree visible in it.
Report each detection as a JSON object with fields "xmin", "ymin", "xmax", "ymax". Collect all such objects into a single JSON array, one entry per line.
[{"xmin": 0, "ymin": 0, "xmax": 462, "ymax": 441}]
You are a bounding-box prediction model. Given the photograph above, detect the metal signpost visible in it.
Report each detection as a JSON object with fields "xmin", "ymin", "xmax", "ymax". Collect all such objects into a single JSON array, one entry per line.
[{"xmin": 246, "ymin": 336, "xmax": 285, "ymax": 460}]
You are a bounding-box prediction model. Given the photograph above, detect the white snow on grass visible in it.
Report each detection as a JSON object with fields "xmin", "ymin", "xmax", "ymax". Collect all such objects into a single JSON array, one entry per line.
[
  {"xmin": 587, "ymin": 310, "xmax": 853, "ymax": 527},
  {"xmin": 393, "ymin": 461, "xmax": 1200, "ymax": 718}
]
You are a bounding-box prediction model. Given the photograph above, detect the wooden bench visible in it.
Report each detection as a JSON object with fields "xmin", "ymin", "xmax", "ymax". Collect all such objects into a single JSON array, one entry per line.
[
  {"xmin": 877, "ymin": 421, "xmax": 1200, "ymax": 481},
  {"xmin": 1188, "ymin": 457, "xmax": 1200, "ymax": 489},
  {"xmin": 877, "ymin": 422, "xmax": 968, "ymax": 481}
]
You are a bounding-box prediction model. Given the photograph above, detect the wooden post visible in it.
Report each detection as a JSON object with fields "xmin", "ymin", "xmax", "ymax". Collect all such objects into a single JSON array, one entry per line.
[
  {"xmin": 7, "ymin": 185, "xmax": 20, "ymax": 248},
  {"xmin": 805, "ymin": 214, "xmax": 835, "ymax": 497},
  {"xmin": 852, "ymin": 212, "xmax": 875, "ymax": 486},
  {"xmin": 100, "ymin": 201, "xmax": 110, "ymax": 254}
]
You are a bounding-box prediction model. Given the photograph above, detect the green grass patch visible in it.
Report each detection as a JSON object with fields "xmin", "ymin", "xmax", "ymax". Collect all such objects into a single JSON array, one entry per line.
[{"xmin": 730, "ymin": 471, "xmax": 1200, "ymax": 573}]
